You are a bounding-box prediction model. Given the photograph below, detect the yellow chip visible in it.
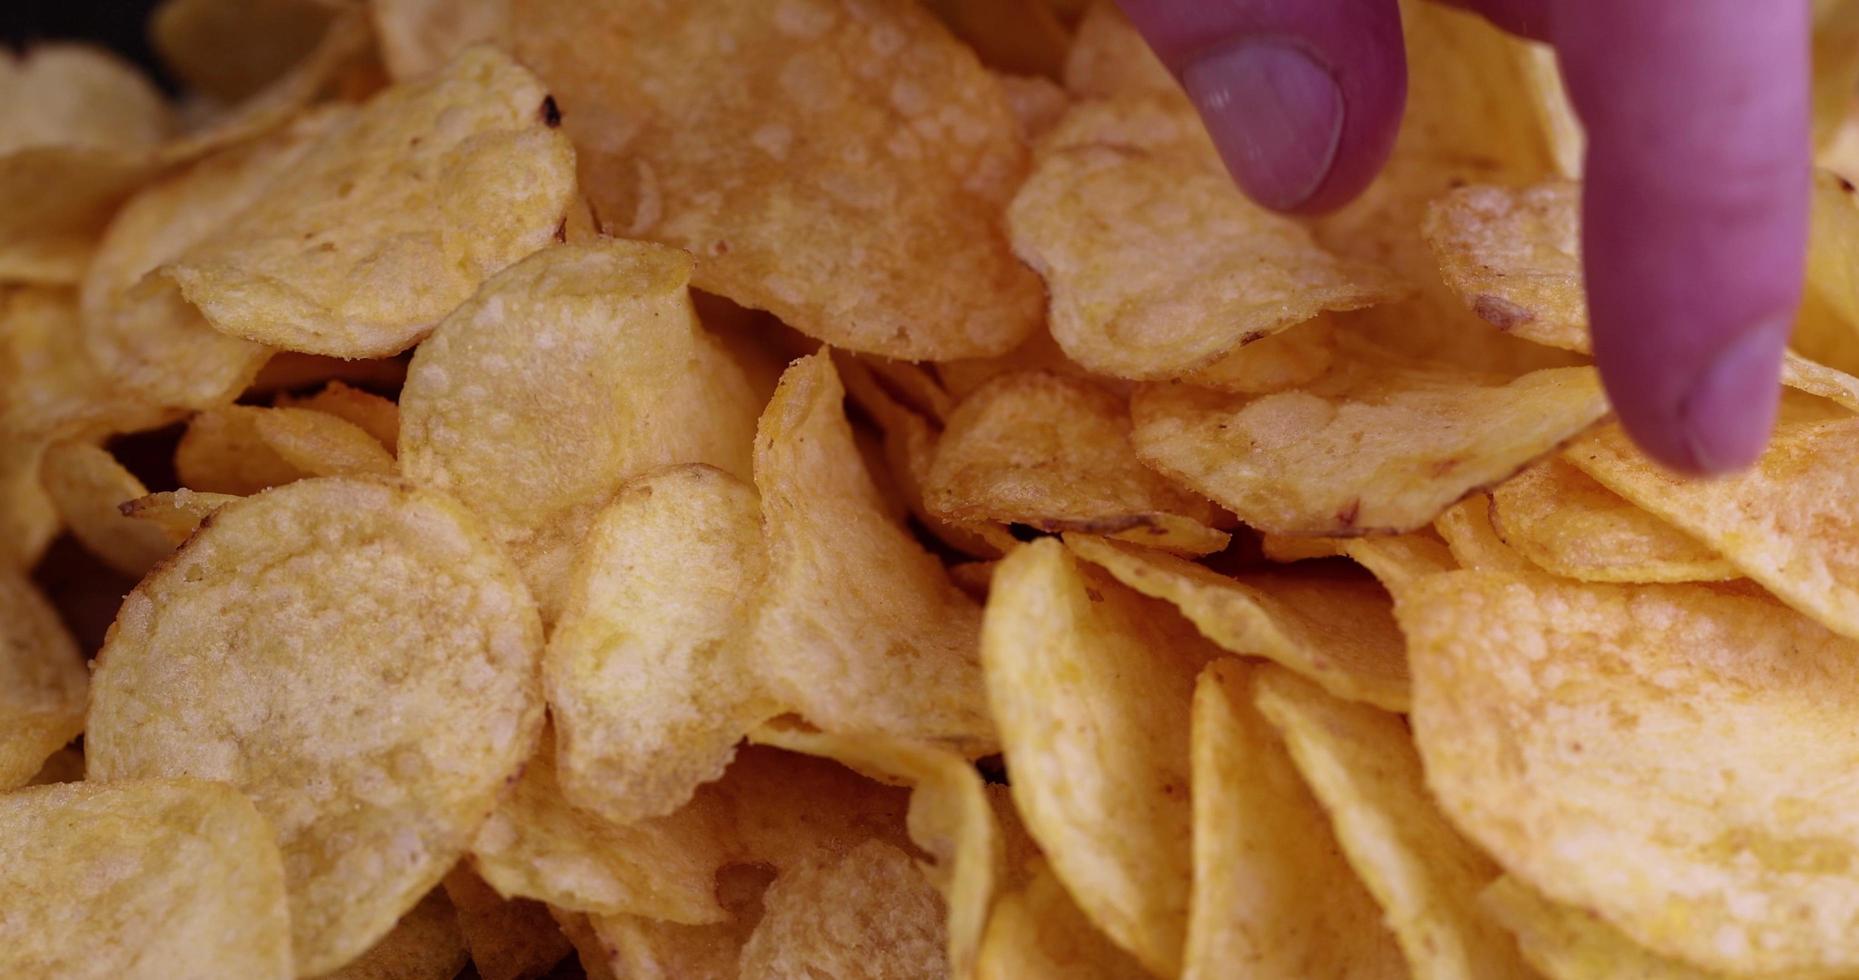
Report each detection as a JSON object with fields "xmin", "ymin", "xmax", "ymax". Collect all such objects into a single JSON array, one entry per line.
[
  {"xmin": 0, "ymin": 779, "xmax": 291, "ymax": 980},
  {"xmin": 1182, "ymin": 313, "xmax": 1340, "ymax": 394},
  {"xmin": 1131, "ymin": 339, "xmax": 1608, "ymax": 535},
  {"xmin": 1065, "ymin": 533, "xmax": 1411, "ymax": 712},
  {"xmin": 118, "ymin": 488, "xmax": 240, "ymax": 545},
  {"xmin": 5, "ymin": 285, "xmax": 166, "ymax": 452},
  {"xmin": 1252, "ymin": 666, "xmax": 1532, "ymax": 979},
  {"xmin": 276, "ymin": 380, "xmax": 400, "ymax": 451},
  {"xmin": 250, "ymin": 405, "xmax": 396, "ymax": 478},
  {"xmin": 1433, "ymin": 493, "xmax": 1536, "ymax": 573},
  {"xmin": 0, "ymin": 44, "xmax": 170, "ymax": 156},
  {"xmin": 373, "ymin": 0, "xmax": 510, "ymax": 81},
  {"xmin": 0, "ymin": 440, "xmax": 58, "ymax": 570},
  {"xmin": 997, "ymin": 71, "xmax": 1071, "ymax": 142},
  {"xmin": 935, "ymin": 324, "xmax": 1106, "ymax": 404},
  {"xmin": 87, "ymin": 477, "xmax": 546, "ymax": 975},
  {"xmin": 164, "ymin": 46, "xmax": 575, "ymax": 357},
  {"xmin": 513, "ymin": 0, "xmax": 1043, "ymax": 360},
  {"xmin": 545, "ymin": 465, "xmax": 775, "ymax": 826},
  {"xmin": 1061, "ymin": 1, "xmax": 1178, "ymax": 101},
  {"xmin": 926, "ymin": 372, "xmax": 1228, "ymax": 555},
  {"xmin": 1489, "ymin": 456, "xmax": 1737, "ymax": 583},
  {"xmin": 1186, "ymin": 660, "xmax": 1405, "ymax": 980},
  {"xmin": 738, "ymin": 839, "xmax": 948, "ymax": 979},
  {"xmin": 1399, "ymin": 569, "xmax": 1859, "ymax": 973},
  {"xmin": 983, "ymin": 537, "xmax": 1220, "ymax": 975},
  {"xmin": 0, "ymin": 563, "xmax": 86, "ymax": 790},
  {"xmin": 1481, "ymin": 877, "xmax": 1721, "ymax": 980},
  {"xmin": 37, "ymin": 440, "xmax": 173, "ymax": 577},
  {"xmin": 1797, "ymin": 170, "xmax": 1859, "ymax": 374},
  {"xmin": 1263, "ymin": 531, "xmax": 1461, "ymax": 597},
  {"xmin": 323, "ymin": 888, "xmax": 470, "ymax": 980},
  {"xmin": 976, "ymin": 859, "xmax": 1153, "ymax": 980},
  {"xmin": 555, "ymin": 867, "xmax": 771, "ymax": 980},
  {"xmin": 173, "ymin": 405, "xmax": 316, "ymax": 494},
  {"xmin": 442, "ymin": 868, "xmax": 574, "ymax": 980},
  {"xmin": 151, "ymin": 0, "xmax": 336, "ymax": 102}
]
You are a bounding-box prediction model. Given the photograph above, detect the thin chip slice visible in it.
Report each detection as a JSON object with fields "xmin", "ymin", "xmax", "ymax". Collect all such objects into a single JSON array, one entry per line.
[
  {"xmin": 997, "ymin": 72, "xmax": 1070, "ymax": 142},
  {"xmin": 118, "ymin": 488, "xmax": 240, "ymax": 545},
  {"xmin": 324, "ymin": 888, "xmax": 470, "ymax": 980},
  {"xmin": 371, "ymin": 0, "xmax": 510, "ymax": 81},
  {"xmin": 975, "ymin": 859, "xmax": 1153, "ymax": 980},
  {"xmin": 174, "ymin": 405, "xmax": 310, "ymax": 494},
  {"xmin": 926, "ymin": 372, "xmax": 1228, "ymax": 555},
  {"xmin": 1433, "ymin": 493, "xmax": 1536, "ymax": 573},
  {"xmin": 0, "ymin": 563, "xmax": 86, "ymax": 790},
  {"xmin": 442, "ymin": 868, "xmax": 573, "ymax": 980},
  {"xmin": 982, "ymin": 537, "xmax": 1220, "ymax": 975},
  {"xmin": 38, "ymin": 440, "xmax": 173, "ymax": 577},
  {"xmin": 1131, "ymin": 340, "xmax": 1608, "ymax": 535},
  {"xmin": 738, "ymin": 839, "xmax": 948, "ymax": 979},
  {"xmin": 1062, "ymin": 1, "xmax": 1178, "ymax": 101},
  {"xmin": 1262, "ymin": 531, "xmax": 1460, "ymax": 596},
  {"xmin": 1183, "ymin": 313, "xmax": 1339, "ymax": 394},
  {"xmin": 513, "ymin": 0, "xmax": 1043, "ymax": 360},
  {"xmin": 276, "ymin": 380, "xmax": 399, "ymax": 450},
  {"xmin": 1796, "ymin": 170, "xmax": 1859, "ymax": 374},
  {"xmin": 1253, "ymin": 667, "xmax": 1532, "ymax": 979},
  {"xmin": 1398, "ymin": 569, "xmax": 1859, "ymax": 973},
  {"xmin": 557, "ymin": 865, "xmax": 775, "ymax": 980},
  {"xmin": 1186, "ymin": 660, "xmax": 1405, "ymax": 979},
  {"xmin": 1065, "ymin": 533, "xmax": 1411, "ymax": 712},
  {"xmin": 252, "ymin": 406, "xmax": 396, "ymax": 477},
  {"xmin": 0, "ymin": 779, "xmax": 291, "ymax": 980},
  {"xmin": 1569, "ymin": 417, "xmax": 1859, "ymax": 640},
  {"xmin": 1489, "ymin": 457, "xmax": 1736, "ymax": 583},
  {"xmin": 87, "ymin": 477, "xmax": 546, "ymax": 975},
  {"xmin": 1481, "ymin": 877, "xmax": 1721, "ymax": 980},
  {"xmin": 0, "ymin": 44, "xmax": 169, "ymax": 155},
  {"xmin": 164, "ymin": 45, "xmax": 575, "ymax": 357}
]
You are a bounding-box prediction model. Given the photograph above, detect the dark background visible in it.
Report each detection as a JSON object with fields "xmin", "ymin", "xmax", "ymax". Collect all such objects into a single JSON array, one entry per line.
[{"xmin": 3, "ymin": 0, "xmax": 173, "ymax": 89}]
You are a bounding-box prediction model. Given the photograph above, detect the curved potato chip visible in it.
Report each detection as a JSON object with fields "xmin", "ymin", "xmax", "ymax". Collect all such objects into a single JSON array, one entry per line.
[
  {"xmin": 4, "ymin": 286, "xmax": 167, "ymax": 450},
  {"xmin": 0, "ymin": 45, "xmax": 170, "ymax": 155},
  {"xmin": 976, "ymin": 859, "xmax": 1152, "ymax": 980},
  {"xmin": 165, "ymin": 45, "xmax": 575, "ymax": 357},
  {"xmin": 926, "ymin": 372, "xmax": 1228, "ymax": 555},
  {"xmin": 1186, "ymin": 660, "xmax": 1405, "ymax": 980},
  {"xmin": 252, "ymin": 405, "xmax": 396, "ymax": 477},
  {"xmin": 38, "ymin": 440, "xmax": 172, "ymax": 577},
  {"xmin": 1131, "ymin": 342, "xmax": 1608, "ymax": 535},
  {"xmin": 1061, "ymin": 1, "xmax": 1177, "ymax": 100},
  {"xmin": 1064, "ymin": 533, "xmax": 1411, "ymax": 711},
  {"xmin": 151, "ymin": 0, "xmax": 336, "ymax": 102},
  {"xmin": 1262, "ymin": 531, "xmax": 1460, "ymax": 597},
  {"xmin": 553, "ymin": 866, "xmax": 773, "ymax": 980},
  {"xmin": 373, "ymin": 0, "xmax": 511, "ymax": 81},
  {"xmin": 119, "ymin": 488, "xmax": 240, "ymax": 544},
  {"xmin": 1570, "ymin": 417, "xmax": 1859, "ymax": 640},
  {"xmin": 1183, "ymin": 313, "xmax": 1339, "ymax": 394},
  {"xmin": 251, "ymin": 351, "xmax": 411, "ymax": 394},
  {"xmin": 982, "ymin": 537, "xmax": 1219, "ymax": 975},
  {"xmin": 998, "ymin": 72, "xmax": 1070, "ymax": 142},
  {"xmin": 513, "ymin": 0, "xmax": 1043, "ymax": 360},
  {"xmin": 324, "ymin": 888, "xmax": 470, "ymax": 980},
  {"xmin": 1489, "ymin": 457, "xmax": 1736, "ymax": 583},
  {"xmin": 1480, "ymin": 877, "xmax": 1722, "ymax": 980},
  {"xmin": 1399, "ymin": 569, "xmax": 1859, "ymax": 973},
  {"xmin": 546, "ymin": 465, "xmax": 774, "ymax": 826},
  {"xmin": 88, "ymin": 477, "xmax": 546, "ymax": 975},
  {"xmin": 175, "ymin": 405, "xmax": 311, "ymax": 494},
  {"xmin": 1433, "ymin": 493, "xmax": 1536, "ymax": 573},
  {"xmin": 1796, "ymin": 172, "xmax": 1859, "ymax": 375},
  {"xmin": 0, "ymin": 779, "xmax": 291, "ymax": 980},
  {"xmin": 442, "ymin": 868, "xmax": 573, "ymax": 980},
  {"xmin": 276, "ymin": 380, "xmax": 399, "ymax": 450},
  {"xmin": 738, "ymin": 839, "xmax": 948, "ymax": 980},
  {"xmin": 1253, "ymin": 666, "xmax": 1531, "ymax": 980},
  {"xmin": 748, "ymin": 353, "xmax": 994, "ymax": 747},
  {"xmin": 935, "ymin": 324, "xmax": 1105, "ymax": 403},
  {"xmin": 0, "ymin": 563, "xmax": 86, "ymax": 790}
]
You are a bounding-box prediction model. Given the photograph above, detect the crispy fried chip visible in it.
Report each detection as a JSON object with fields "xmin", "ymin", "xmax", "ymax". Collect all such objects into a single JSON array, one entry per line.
[
  {"xmin": 251, "ymin": 406, "xmax": 396, "ymax": 477},
  {"xmin": 1489, "ymin": 456, "xmax": 1736, "ymax": 583},
  {"xmin": 738, "ymin": 839, "xmax": 948, "ymax": 979},
  {"xmin": 324, "ymin": 888, "xmax": 470, "ymax": 980},
  {"xmin": 442, "ymin": 868, "xmax": 573, "ymax": 980},
  {"xmin": 1481, "ymin": 877, "xmax": 1721, "ymax": 980},
  {"xmin": 38, "ymin": 440, "xmax": 173, "ymax": 577},
  {"xmin": 513, "ymin": 0, "xmax": 1043, "ymax": 360},
  {"xmin": 87, "ymin": 477, "xmax": 546, "ymax": 975},
  {"xmin": 151, "ymin": 0, "xmax": 336, "ymax": 102},
  {"xmin": 1065, "ymin": 533, "xmax": 1411, "ymax": 711},
  {"xmin": 164, "ymin": 46, "xmax": 575, "ymax": 357},
  {"xmin": 372, "ymin": 0, "xmax": 511, "ymax": 81},
  {"xmin": 1398, "ymin": 569, "xmax": 1859, "ymax": 973},
  {"xmin": 0, "ymin": 779, "xmax": 291, "ymax": 980},
  {"xmin": 1796, "ymin": 170, "xmax": 1859, "ymax": 375},
  {"xmin": 276, "ymin": 380, "xmax": 399, "ymax": 450},
  {"xmin": 1182, "ymin": 313, "xmax": 1340, "ymax": 395},
  {"xmin": 997, "ymin": 72, "xmax": 1070, "ymax": 142},
  {"xmin": 118, "ymin": 488, "xmax": 240, "ymax": 545},
  {"xmin": 0, "ymin": 564, "xmax": 86, "ymax": 790},
  {"xmin": 1433, "ymin": 493, "xmax": 1536, "ymax": 573},
  {"xmin": 1061, "ymin": 1, "xmax": 1177, "ymax": 101},
  {"xmin": 1131, "ymin": 340, "xmax": 1608, "ymax": 535},
  {"xmin": 5, "ymin": 285, "xmax": 166, "ymax": 453},
  {"xmin": 1569, "ymin": 417, "xmax": 1859, "ymax": 640},
  {"xmin": 1253, "ymin": 667, "xmax": 1531, "ymax": 979},
  {"xmin": 976, "ymin": 859, "xmax": 1152, "ymax": 980},
  {"xmin": 1186, "ymin": 660, "xmax": 1404, "ymax": 979},
  {"xmin": 926, "ymin": 372, "xmax": 1227, "ymax": 554},
  {"xmin": 555, "ymin": 866, "xmax": 774, "ymax": 980},
  {"xmin": 983, "ymin": 537, "xmax": 1219, "ymax": 975},
  {"xmin": 173, "ymin": 405, "xmax": 316, "ymax": 494},
  {"xmin": 0, "ymin": 44, "xmax": 170, "ymax": 154},
  {"xmin": 1263, "ymin": 531, "xmax": 1460, "ymax": 597}
]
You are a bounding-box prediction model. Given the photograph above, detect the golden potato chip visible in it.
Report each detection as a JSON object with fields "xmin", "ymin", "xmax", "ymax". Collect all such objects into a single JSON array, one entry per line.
[
  {"xmin": 276, "ymin": 380, "xmax": 399, "ymax": 450},
  {"xmin": 1489, "ymin": 456, "xmax": 1737, "ymax": 583},
  {"xmin": 935, "ymin": 323, "xmax": 1106, "ymax": 403},
  {"xmin": 151, "ymin": 0, "xmax": 336, "ymax": 102},
  {"xmin": 983, "ymin": 537, "xmax": 1220, "ymax": 975},
  {"xmin": 0, "ymin": 563, "xmax": 86, "ymax": 790},
  {"xmin": 373, "ymin": 0, "xmax": 510, "ymax": 81},
  {"xmin": 118, "ymin": 488, "xmax": 240, "ymax": 545},
  {"xmin": 442, "ymin": 868, "xmax": 573, "ymax": 980},
  {"xmin": 0, "ymin": 45, "xmax": 170, "ymax": 156},
  {"xmin": 1815, "ymin": 0, "xmax": 1859, "ymax": 149},
  {"xmin": 1010, "ymin": 95, "xmax": 1403, "ymax": 379},
  {"xmin": 1061, "ymin": 1, "xmax": 1178, "ymax": 101},
  {"xmin": 87, "ymin": 477, "xmax": 546, "ymax": 975},
  {"xmin": 1252, "ymin": 667, "xmax": 1532, "ymax": 979},
  {"xmin": 164, "ymin": 45, "xmax": 575, "ymax": 357},
  {"xmin": 922, "ymin": 0, "xmax": 1070, "ymax": 77},
  {"xmin": 1433, "ymin": 493, "xmax": 1536, "ymax": 574},
  {"xmin": 1481, "ymin": 877, "xmax": 1721, "ymax": 980},
  {"xmin": 1263, "ymin": 531, "xmax": 1460, "ymax": 597},
  {"xmin": 926, "ymin": 372, "xmax": 1228, "ymax": 555},
  {"xmin": 1796, "ymin": 171, "xmax": 1859, "ymax": 375},
  {"xmin": 1065, "ymin": 533, "xmax": 1411, "ymax": 712},
  {"xmin": 997, "ymin": 72, "xmax": 1070, "ymax": 142},
  {"xmin": 0, "ymin": 779, "xmax": 291, "ymax": 980},
  {"xmin": 853, "ymin": 353, "xmax": 957, "ymax": 424},
  {"xmin": 5, "ymin": 285, "xmax": 166, "ymax": 449},
  {"xmin": 324, "ymin": 888, "xmax": 470, "ymax": 980},
  {"xmin": 1186, "ymin": 660, "xmax": 1405, "ymax": 980},
  {"xmin": 513, "ymin": 0, "xmax": 1043, "ymax": 360},
  {"xmin": 401, "ymin": 241, "xmax": 758, "ymax": 620},
  {"xmin": 0, "ymin": 441, "xmax": 58, "ymax": 570},
  {"xmin": 555, "ymin": 866, "xmax": 773, "ymax": 980},
  {"xmin": 976, "ymin": 859, "xmax": 1152, "ymax": 980},
  {"xmin": 251, "ymin": 405, "xmax": 397, "ymax": 478},
  {"xmin": 545, "ymin": 465, "xmax": 775, "ymax": 826},
  {"xmin": 174, "ymin": 405, "xmax": 311, "ymax": 494},
  {"xmin": 1569, "ymin": 417, "xmax": 1859, "ymax": 640},
  {"xmin": 1398, "ymin": 569, "xmax": 1859, "ymax": 973},
  {"xmin": 250, "ymin": 350, "xmax": 411, "ymax": 394},
  {"xmin": 1131, "ymin": 340, "xmax": 1608, "ymax": 535},
  {"xmin": 738, "ymin": 839, "xmax": 948, "ymax": 979},
  {"xmin": 38, "ymin": 440, "xmax": 173, "ymax": 577},
  {"xmin": 747, "ymin": 353, "xmax": 995, "ymax": 747},
  {"xmin": 1182, "ymin": 313, "xmax": 1339, "ymax": 395},
  {"xmin": 0, "ymin": 235, "xmax": 93, "ymax": 287}
]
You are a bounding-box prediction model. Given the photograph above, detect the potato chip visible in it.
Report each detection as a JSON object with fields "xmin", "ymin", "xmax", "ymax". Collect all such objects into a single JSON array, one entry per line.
[
  {"xmin": 0, "ymin": 440, "xmax": 58, "ymax": 570},
  {"xmin": 1252, "ymin": 667, "xmax": 1532, "ymax": 979},
  {"xmin": 1065, "ymin": 533, "xmax": 1411, "ymax": 712},
  {"xmin": 983, "ymin": 537, "xmax": 1220, "ymax": 975},
  {"xmin": 5, "ymin": 285, "xmax": 166, "ymax": 450},
  {"xmin": 1489, "ymin": 456, "xmax": 1737, "ymax": 583},
  {"xmin": 1433, "ymin": 493, "xmax": 1536, "ymax": 574},
  {"xmin": 38, "ymin": 440, "xmax": 173, "ymax": 577},
  {"xmin": 555, "ymin": 866, "xmax": 774, "ymax": 980},
  {"xmin": 0, "ymin": 45, "xmax": 170, "ymax": 156},
  {"xmin": 373, "ymin": 0, "xmax": 511, "ymax": 81},
  {"xmin": 935, "ymin": 324, "xmax": 1106, "ymax": 403},
  {"xmin": 545, "ymin": 465, "xmax": 775, "ymax": 826},
  {"xmin": 1480, "ymin": 877, "xmax": 1722, "ymax": 980},
  {"xmin": 1061, "ymin": 1, "xmax": 1178, "ymax": 101},
  {"xmin": 1182, "ymin": 313, "xmax": 1339, "ymax": 395},
  {"xmin": 87, "ymin": 477, "xmax": 546, "ymax": 975},
  {"xmin": 1398, "ymin": 569, "xmax": 1859, "ymax": 973},
  {"xmin": 250, "ymin": 351, "xmax": 411, "ymax": 394},
  {"xmin": 926, "ymin": 372, "xmax": 1228, "ymax": 555},
  {"xmin": 975, "ymin": 859, "xmax": 1152, "ymax": 980},
  {"xmin": 997, "ymin": 72, "xmax": 1070, "ymax": 142},
  {"xmin": 738, "ymin": 839, "xmax": 948, "ymax": 979},
  {"xmin": 747, "ymin": 353, "xmax": 995, "ymax": 747},
  {"xmin": 1569, "ymin": 417, "xmax": 1859, "ymax": 640},
  {"xmin": 174, "ymin": 405, "xmax": 312, "ymax": 494},
  {"xmin": 164, "ymin": 45, "xmax": 575, "ymax": 357},
  {"xmin": 1796, "ymin": 170, "xmax": 1859, "ymax": 375},
  {"xmin": 0, "ymin": 563, "xmax": 86, "ymax": 791},
  {"xmin": 0, "ymin": 779, "xmax": 291, "ymax": 980},
  {"xmin": 324, "ymin": 888, "xmax": 470, "ymax": 980},
  {"xmin": 1131, "ymin": 340, "xmax": 1608, "ymax": 535},
  {"xmin": 1186, "ymin": 660, "xmax": 1405, "ymax": 980},
  {"xmin": 922, "ymin": 0, "xmax": 1070, "ymax": 77},
  {"xmin": 853, "ymin": 353, "xmax": 958, "ymax": 424},
  {"xmin": 442, "ymin": 868, "xmax": 573, "ymax": 980},
  {"xmin": 1815, "ymin": 0, "xmax": 1859, "ymax": 150},
  {"xmin": 151, "ymin": 0, "xmax": 336, "ymax": 102},
  {"xmin": 1263, "ymin": 531, "xmax": 1460, "ymax": 596},
  {"xmin": 0, "ymin": 235, "xmax": 93, "ymax": 287},
  {"xmin": 513, "ymin": 0, "xmax": 1043, "ymax": 360},
  {"xmin": 276, "ymin": 380, "xmax": 400, "ymax": 450},
  {"xmin": 118, "ymin": 488, "xmax": 240, "ymax": 545},
  {"xmin": 251, "ymin": 405, "xmax": 397, "ymax": 477}
]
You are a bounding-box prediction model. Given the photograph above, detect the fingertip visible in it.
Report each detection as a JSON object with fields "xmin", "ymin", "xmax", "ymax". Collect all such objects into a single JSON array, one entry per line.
[{"xmin": 1605, "ymin": 324, "xmax": 1787, "ymax": 475}]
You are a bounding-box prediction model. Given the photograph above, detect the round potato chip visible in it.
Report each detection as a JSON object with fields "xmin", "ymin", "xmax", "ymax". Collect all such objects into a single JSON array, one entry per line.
[
  {"xmin": 0, "ymin": 44, "xmax": 170, "ymax": 155},
  {"xmin": 1489, "ymin": 456, "xmax": 1736, "ymax": 583},
  {"xmin": 1480, "ymin": 877, "xmax": 1719, "ymax": 980},
  {"xmin": 276, "ymin": 380, "xmax": 400, "ymax": 451},
  {"xmin": 738, "ymin": 839, "xmax": 948, "ymax": 979},
  {"xmin": 38, "ymin": 440, "xmax": 173, "ymax": 577},
  {"xmin": 87, "ymin": 476, "xmax": 546, "ymax": 976},
  {"xmin": 0, "ymin": 562, "xmax": 86, "ymax": 790}
]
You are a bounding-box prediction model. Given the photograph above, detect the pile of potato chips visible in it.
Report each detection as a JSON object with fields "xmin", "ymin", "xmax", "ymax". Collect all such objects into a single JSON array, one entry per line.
[{"xmin": 9, "ymin": 0, "xmax": 1859, "ymax": 977}]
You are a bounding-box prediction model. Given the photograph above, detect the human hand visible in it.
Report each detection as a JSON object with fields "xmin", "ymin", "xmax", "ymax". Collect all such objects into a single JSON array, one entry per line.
[{"xmin": 1118, "ymin": 0, "xmax": 1811, "ymax": 474}]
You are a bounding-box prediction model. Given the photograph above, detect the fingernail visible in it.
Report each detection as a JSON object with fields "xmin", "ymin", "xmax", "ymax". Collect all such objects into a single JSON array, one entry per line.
[
  {"xmin": 1181, "ymin": 41, "xmax": 1344, "ymax": 211},
  {"xmin": 1676, "ymin": 323, "xmax": 1787, "ymax": 473}
]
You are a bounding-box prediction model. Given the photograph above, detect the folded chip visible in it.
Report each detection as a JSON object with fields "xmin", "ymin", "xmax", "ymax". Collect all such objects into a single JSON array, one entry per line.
[
  {"xmin": 1433, "ymin": 493, "xmax": 1536, "ymax": 574},
  {"xmin": 1490, "ymin": 456, "xmax": 1736, "ymax": 583},
  {"xmin": 0, "ymin": 563, "xmax": 86, "ymax": 791}
]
